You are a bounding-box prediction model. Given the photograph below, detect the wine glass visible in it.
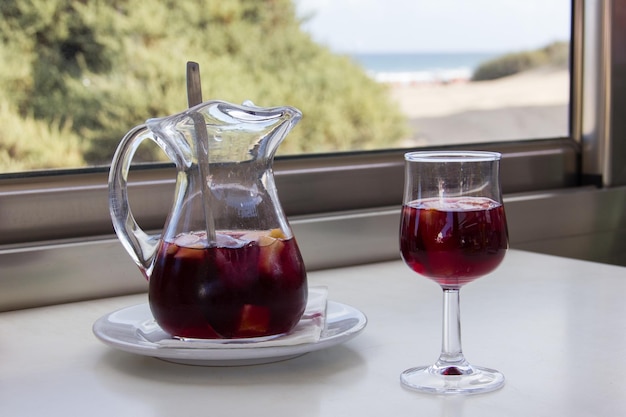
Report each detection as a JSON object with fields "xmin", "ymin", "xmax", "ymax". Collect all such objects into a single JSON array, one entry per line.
[{"xmin": 399, "ymin": 151, "xmax": 508, "ymax": 394}]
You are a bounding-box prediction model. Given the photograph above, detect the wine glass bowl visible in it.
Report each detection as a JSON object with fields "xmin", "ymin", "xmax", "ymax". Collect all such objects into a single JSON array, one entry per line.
[{"xmin": 399, "ymin": 151, "xmax": 508, "ymax": 394}]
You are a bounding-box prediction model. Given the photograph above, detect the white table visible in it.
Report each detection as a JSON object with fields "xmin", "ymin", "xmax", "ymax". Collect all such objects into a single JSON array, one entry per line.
[{"xmin": 1, "ymin": 250, "xmax": 625, "ymax": 416}]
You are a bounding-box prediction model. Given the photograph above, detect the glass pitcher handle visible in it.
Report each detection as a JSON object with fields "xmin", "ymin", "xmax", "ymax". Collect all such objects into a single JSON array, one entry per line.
[{"xmin": 108, "ymin": 124, "xmax": 161, "ymax": 278}]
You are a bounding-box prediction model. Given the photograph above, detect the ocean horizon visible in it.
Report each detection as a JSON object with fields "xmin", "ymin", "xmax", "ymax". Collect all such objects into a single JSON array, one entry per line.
[{"xmin": 347, "ymin": 52, "xmax": 499, "ymax": 84}]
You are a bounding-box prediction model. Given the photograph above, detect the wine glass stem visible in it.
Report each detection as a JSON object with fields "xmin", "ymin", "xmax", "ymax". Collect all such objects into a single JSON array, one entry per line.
[{"xmin": 435, "ymin": 288, "xmax": 470, "ymax": 373}]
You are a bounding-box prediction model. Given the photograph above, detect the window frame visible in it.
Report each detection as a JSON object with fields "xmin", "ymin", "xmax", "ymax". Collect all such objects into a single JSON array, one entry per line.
[{"xmin": 0, "ymin": 137, "xmax": 579, "ymax": 247}]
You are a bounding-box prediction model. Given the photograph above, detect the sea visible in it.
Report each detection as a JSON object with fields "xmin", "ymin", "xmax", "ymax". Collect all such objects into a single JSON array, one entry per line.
[{"xmin": 347, "ymin": 52, "xmax": 498, "ymax": 84}]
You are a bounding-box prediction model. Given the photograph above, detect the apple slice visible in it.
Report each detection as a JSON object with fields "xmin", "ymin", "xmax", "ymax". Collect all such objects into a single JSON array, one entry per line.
[
  {"xmin": 268, "ymin": 228, "xmax": 286, "ymax": 239},
  {"xmin": 173, "ymin": 246, "xmax": 205, "ymax": 260},
  {"xmin": 237, "ymin": 304, "xmax": 271, "ymax": 335},
  {"xmin": 165, "ymin": 243, "xmax": 179, "ymax": 256},
  {"xmin": 258, "ymin": 237, "xmax": 285, "ymax": 275}
]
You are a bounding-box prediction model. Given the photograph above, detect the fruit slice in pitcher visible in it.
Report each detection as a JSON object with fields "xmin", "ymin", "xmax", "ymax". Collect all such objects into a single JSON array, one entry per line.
[{"xmin": 237, "ymin": 304, "xmax": 271, "ymax": 336}]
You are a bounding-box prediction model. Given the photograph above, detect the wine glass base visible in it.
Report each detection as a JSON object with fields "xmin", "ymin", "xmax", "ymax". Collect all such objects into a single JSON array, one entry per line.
[{"xmin": 401, "ymin": 365, "xmax": 504, "ymax": 395}]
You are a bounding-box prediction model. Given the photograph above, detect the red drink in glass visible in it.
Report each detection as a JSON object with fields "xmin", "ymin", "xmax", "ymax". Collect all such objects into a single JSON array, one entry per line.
[
  {"xmin": 149, "ymin": 230, "xmax": 307, "ymax": 339},
  {"xmin": 400, "ymin": 197, "xmax": 508, "ymax": 289},
  {"xmin": 399, "ymin": 151, "xmax": 508, "ymax": 394}
]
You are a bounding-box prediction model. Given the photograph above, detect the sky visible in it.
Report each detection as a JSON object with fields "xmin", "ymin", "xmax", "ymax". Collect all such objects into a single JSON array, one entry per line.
[{"xmin": 295, "ymin": 0, "xmax": 571, "ymax": 54}]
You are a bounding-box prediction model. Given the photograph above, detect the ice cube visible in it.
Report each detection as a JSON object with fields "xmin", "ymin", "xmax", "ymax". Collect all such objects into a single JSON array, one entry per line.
[
  {"xmin": 454, "ymin": 197, "xmax": 497, "ymax": 210},
  {"xmin": 418, "ymin": 197, "xmax": 497, "ymax": 211},
  {"xmin": 239, "ymin": 230, "xmax": 264, "ymax": 244},
  {"xmin": 174, "ymin": 233, "xmax": 202, "ymax": 248},
  {"xmin": 215, "ymin": 232, "xmax": 244, "ymax": 248}
]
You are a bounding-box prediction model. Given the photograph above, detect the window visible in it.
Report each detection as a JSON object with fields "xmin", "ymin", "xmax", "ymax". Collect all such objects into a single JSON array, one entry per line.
[{"xmin": 1, "ymin": 0, "xmax": 570, "ymax": 174}]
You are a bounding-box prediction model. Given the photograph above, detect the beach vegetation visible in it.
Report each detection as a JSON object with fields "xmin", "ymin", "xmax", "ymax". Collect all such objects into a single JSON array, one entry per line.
[
  {"xmin": 0, "ymin": 100, "xmax": 85, "ymax": 171},
  {"xmin": 0, "ymin": 0, "xmax": 408, "ymax": 172},
  {"xmin": 471, "ymin": 41, "xmax": 569, "ymax": 81}
]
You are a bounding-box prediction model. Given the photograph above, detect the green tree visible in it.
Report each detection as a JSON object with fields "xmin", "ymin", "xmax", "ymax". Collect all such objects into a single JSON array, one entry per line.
[{"xmin": 0, "ymin": 0, "xmax": 408, "ymax": 170}]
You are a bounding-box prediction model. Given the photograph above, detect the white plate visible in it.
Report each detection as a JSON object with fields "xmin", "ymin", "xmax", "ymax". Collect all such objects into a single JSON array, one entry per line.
[{"xmin": 93, "ymin": 301, "xmax": 367, "ymax": 366}]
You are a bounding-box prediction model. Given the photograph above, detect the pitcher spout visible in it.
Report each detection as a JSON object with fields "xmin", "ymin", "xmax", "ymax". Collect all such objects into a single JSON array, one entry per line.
[
  {"xmin": 169, "ymin": 100, "xmax": 302, "ymax": 163},
  {"xmin": 243, "ymin": 102, "xmax": 302, "ymax": 159},
  {"xmin": 217, "ymin": 100, "xmax": 302, "ymax": 158}
]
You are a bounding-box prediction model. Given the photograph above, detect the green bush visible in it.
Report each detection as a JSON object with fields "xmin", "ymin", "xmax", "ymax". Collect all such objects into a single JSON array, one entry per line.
[
  {"xmin": 471, "ymin": 41, "xmax": 569, "ymax": 81},
  {"xmin": 0, "ymin": 101, "xmax": 85, "ymax": 171},
  {"xmin": 0, "ymin": 0, "xmax": 408, "ymax": 171},
  {"xmin": 542, "ymin": 41, "xmax": 570, "ymax": 67}
]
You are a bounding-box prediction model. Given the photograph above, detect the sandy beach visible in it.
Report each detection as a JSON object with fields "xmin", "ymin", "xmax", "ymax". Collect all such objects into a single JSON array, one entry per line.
[{"xmin": 388, "ymin": 68, "xmax": 569, "ymax": 146}]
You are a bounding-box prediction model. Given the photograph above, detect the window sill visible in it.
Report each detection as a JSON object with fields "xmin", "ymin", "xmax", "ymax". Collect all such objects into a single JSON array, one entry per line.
[{"xmin": 1, "ymin": 184, "xmax": 625, "ymax": 312}]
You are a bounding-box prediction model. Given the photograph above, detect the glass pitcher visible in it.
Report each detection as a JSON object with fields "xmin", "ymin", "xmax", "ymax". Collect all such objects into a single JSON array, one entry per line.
[{"xmin": 109, "ymin": 100, "xmax": 307, "ymax": 339}]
